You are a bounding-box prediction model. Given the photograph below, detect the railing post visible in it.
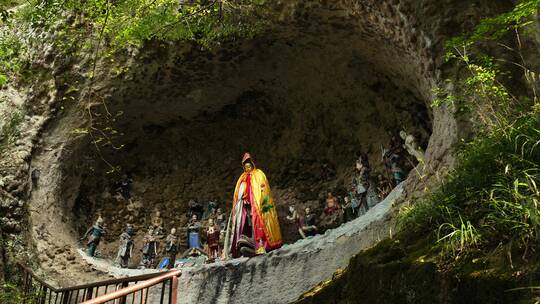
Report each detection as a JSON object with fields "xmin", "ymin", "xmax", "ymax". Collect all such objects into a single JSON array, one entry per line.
[
  {"xmin": 170, "ymin": 276, "xmax": 178, "ymax": 304},
  {"xmin": 119, "ymin": 282, "xmax": 129, "ymax": 304},
  {"xmin": 41, "ymin": 286, "xmax": 48, "ymax": 304},
  {"xmin": 86, "ymin": 287, "xmax": 94, "ymax": 300},
  {"xmin": 62, "ymin": 291, "xmax": 71, "ymax": 304}
]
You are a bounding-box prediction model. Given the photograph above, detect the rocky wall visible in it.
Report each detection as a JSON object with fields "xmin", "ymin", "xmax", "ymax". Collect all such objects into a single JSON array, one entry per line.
[{"xmin": 0, "ymin": 0, "xmax": 512, "ymax": 290}]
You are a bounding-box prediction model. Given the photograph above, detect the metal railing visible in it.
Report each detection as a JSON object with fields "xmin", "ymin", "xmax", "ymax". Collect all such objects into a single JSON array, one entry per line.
[
  {"xmin": 17, "ymin": 263, "xmax": 181, "ymax": 304},
  {"xmin": 81, "ymin": 270, "xmax": 181, "ymax": 304}
]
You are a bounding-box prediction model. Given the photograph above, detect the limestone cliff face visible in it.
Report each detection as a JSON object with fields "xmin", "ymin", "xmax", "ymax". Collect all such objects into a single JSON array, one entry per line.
[{"xmin": 0, "ymin": 0, "xmax": 518, "ymax": 296}]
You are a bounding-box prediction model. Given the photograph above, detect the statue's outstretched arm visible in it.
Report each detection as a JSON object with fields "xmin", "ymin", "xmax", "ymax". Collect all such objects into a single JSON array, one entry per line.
[{"xmin": 81, "ymin": 227, "xmax": 93, "ymax": 240}]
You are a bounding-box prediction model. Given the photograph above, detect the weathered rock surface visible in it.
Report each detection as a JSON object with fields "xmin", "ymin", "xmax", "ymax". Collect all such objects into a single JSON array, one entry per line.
[{"xmin": 0, "ymin": 0, "xmax": 515, "ymax": 296}]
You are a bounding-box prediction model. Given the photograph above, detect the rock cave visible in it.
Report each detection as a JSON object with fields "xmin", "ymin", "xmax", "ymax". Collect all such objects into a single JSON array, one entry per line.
[{"xmin": 1, "ymin": 0, "xmax": 538, "ymax": 303}]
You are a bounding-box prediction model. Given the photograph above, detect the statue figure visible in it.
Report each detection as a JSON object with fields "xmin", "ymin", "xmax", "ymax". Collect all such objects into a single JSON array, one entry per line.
[
  {"xmin": 216, "ymin": 208, "xmax": 226, "ymax": 231},
  {"xmin": 377, "ymin": 174, "xmax": 392, "ymax": 200},
  {"xmin": 324, "ymin": 192, "xmax": 340, "ymax": 215},
  {"xmin": 203, "ymin": 201, "xmax": 218, "ymax": 220},
  {"xmin": 355, "ymin": 154, "xmax": 370, "ymax": 182},
  {"xmin": 116, "ymin": 224, "xmax": 134, "ymax": 268},
  {"xmin": 352, "ymin": 156, "xmax": 369, "ymax": 214},
  {"xmin": 342, "ymin": 196, "xmax": 356, "ymax": 222},
  {"xmin": 300, "ymin": 207, "xmax": 318, "ymax": 237},
  {"xmin": 206, "ymin": 218, "xmax": 221, "ymax": 258},
  {"xmin": 391, "ymin": 160, "xmax": 405, "ymax": 186},
  {"xmin": 188, "ymin": 200, "xmax": 204, "ymax": 221},
  {"xmin": 141, "ymin": 227, "xmax": 158, "ymax": 268},
  {"xmin": 224, "ymin": 153, "xmax": 283, "ymax": 258},
  {"xmin": 286, "ymin": 205, "xmax": 305, "ymax": 238},
  {"xmin": 165, "ymin": 228, "xmax": 178, "ymax": 269},
  {"xmin": 366, "ymin": 181, "xmax": 380, "ymax": 209},
  {"xmin": 320, "ymin": 192, "xmax": 343, "ymax": 229},
  {"xmin": 148, "ymin": 209, "xmax": 165, "ymax": 237},
  {"xmin": 382, "ymin": 142, "xmax": 401, "ymax": 182},
  {"xmin": 81, "ymin": 216, "xmax": 105, "ymax": 257},
  {"xmin": 400, "ymin": 130, "xmax": 425, "ymax": 164},
  {"xmin": 187, "ymin": 214, "xmax": 201, "ymax": 249}
]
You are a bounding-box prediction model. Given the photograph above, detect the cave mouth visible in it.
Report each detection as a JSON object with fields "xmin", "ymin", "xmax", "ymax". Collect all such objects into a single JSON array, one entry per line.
[
  {"xmin": 70, "ymin": 34, "xmax": 432, "ymax": 256},
  {"xmin": 30, "ymin": 3, "xmax": 438, "ymax": 277}
]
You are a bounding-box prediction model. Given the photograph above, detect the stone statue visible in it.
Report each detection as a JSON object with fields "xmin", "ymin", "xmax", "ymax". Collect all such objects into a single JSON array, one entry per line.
[
  {"xmin": 165, "ymin": 228, "xmax": 178, "ymax": 269},
  {"xmin": 203, "ymin": 201, "xmax": 218, "ymax": 220},
  {"xmin": 320, "ymin": 192, "xmax": 343, "ymax": 229},
  {"xmin": 377, "ymin": 174, "xmax": 392, "ymax": 200},
  {"xmin": 116, "ymin": 224, "xmax": 134, "ymax": 268},
  {"xmin": 206, "ymin": 218, "xmax": 221, "ymax": 258},
  {"xmin": 225, "ymin": 153, "xmax": 283, "ymax": 258},
  {"xmin": 343, "ymin": 196, "xmax": 356, "ymax": 222},
  {"xmin": 348, "ymin": 185, "xmax": 363, "ymax": 216},
  {"xmin": 366, "ymin": 181, "xmax": 380, "ymax": 209},
  {"xmin": 300, "ymin": 207, "xmax": 318, "ymax": 237},
  {"xmin": 150, "ymin": 209, "xmax": 164, "ymax": 235},
  {"xmin": 286, "ymin": 205, "xmax": 305, "ymax": 238},
  {"xmin": 216, "ymin": 208, "xmax": 226, "ymax": 231},
  {"xmin": 81, "ymin": 216, "xmax": 105, "ymax": 257},
  {"xmin": 391, "ymin": 161, "xmax": 405, "ymax": 186},
  {"xmin": 187, "ymin": 214, "xmax": 201, "ymax": 249},
  {"xmin": 141, "ymin": 227, "xmax": 158, "ymax": 268},
  {"xmin": 400, "ymin": 130, "xmax": 425, "ymax": 164},
  {"xmin": 324, "ymin": 192, "xmax": 340, "ymax": 215}
]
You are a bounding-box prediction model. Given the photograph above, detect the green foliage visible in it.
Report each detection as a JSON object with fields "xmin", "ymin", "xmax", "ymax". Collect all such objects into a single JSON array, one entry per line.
[
  {"xmin": 400, "ymin": 105, "xmax": 540, "ymax": 258},
  {"xmin": 405, "ymin": 0, "xmax": 540, "ymax": 259},
  {"xmin": 0, "ymin": 31, "xmax": 26, "ymax": 86},
  {"xmin": 0, "ymin": 110, "xmax": 23, "ymax": 155},
  {"xmin": 433, "ymin": 54, "xmax": 516, "ymax": 128},
  {"xmin": 0, "ymin": 0, "xmax": 270, "ymax": 85},
  {"xmin": 0, "ymin": 283, "xmax": 41, "ymax": 304},
  {"xmin": 15, "ymin": 0, "xmax": 268, "ymax": 47},
  {"xmin": 436, "ymin": 210, "xmax": 480, "ymax": 254},
  {"xmin": 445, "ymin": 0, "xmax": 540, "ymax": 51}
]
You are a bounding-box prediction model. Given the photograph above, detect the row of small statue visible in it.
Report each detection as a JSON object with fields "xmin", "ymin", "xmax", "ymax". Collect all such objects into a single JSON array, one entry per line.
[
  {"xmin": 286, "ymin": 130, "xmax": 425, "ymax": 236},
  {"xmin": 81, "ymin": 212, "xmax": 226, "ymax": 269}
]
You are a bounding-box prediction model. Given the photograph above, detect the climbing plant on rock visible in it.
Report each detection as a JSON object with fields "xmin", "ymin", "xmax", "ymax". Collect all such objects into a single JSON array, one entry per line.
[{"xmin": 401, "ymin": 0, "xmax": 540, "ymax": 259}]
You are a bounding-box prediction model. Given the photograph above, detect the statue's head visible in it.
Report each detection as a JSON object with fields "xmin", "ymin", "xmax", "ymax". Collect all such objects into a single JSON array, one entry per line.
[
  {"xmin": 399, "ymin": 130, "xmax": 407, "ymax": 139},
  {"xmin": 171, "ymin": 228, "xmax": 176, "ymax": 234},
  {"xmin": 243, "ymin": 161, "xmax": 254, "ymax": 172},
  {"xmin": 242, "ymin": 152, "xmax": 255, "ymax": 172},
  {"xmin": 96, "ymin": 216, "xmax": 104, "ymax": 226},
  {"xmin": 126, "ymin": 224, "xmax": 134, "ymax": 235}
]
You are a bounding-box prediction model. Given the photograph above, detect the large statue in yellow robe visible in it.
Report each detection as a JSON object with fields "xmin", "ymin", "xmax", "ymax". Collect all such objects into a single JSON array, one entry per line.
[{"xmin": 224, "ymin": 153, "xmax": 282, "ymax": 258}]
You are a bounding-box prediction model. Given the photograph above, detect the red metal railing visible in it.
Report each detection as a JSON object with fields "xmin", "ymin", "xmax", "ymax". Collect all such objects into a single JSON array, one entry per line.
[
  {"xmin": 17, "ymin": 263, "xmax": 181, "ymax": 304},
  {"xmin": 81, "ymin": 270, "xmax": 181, "ymax": 304}
]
